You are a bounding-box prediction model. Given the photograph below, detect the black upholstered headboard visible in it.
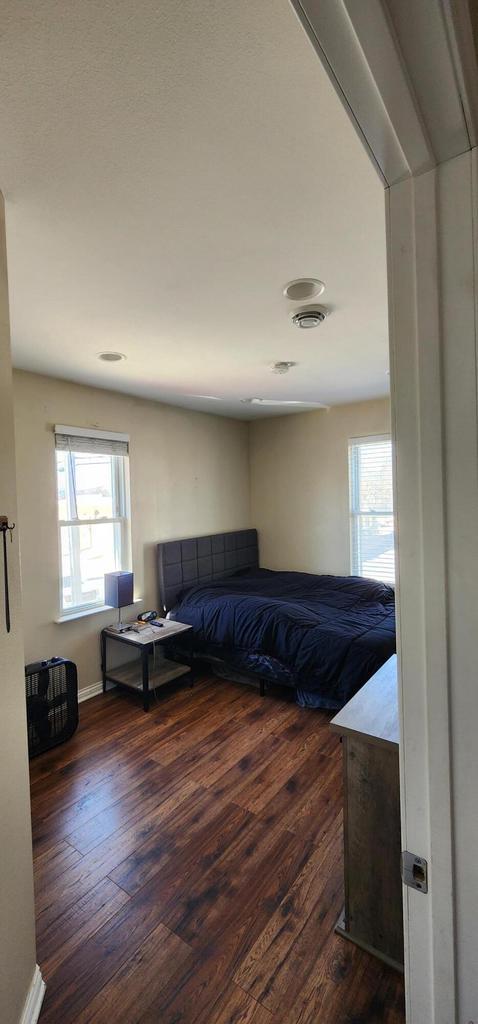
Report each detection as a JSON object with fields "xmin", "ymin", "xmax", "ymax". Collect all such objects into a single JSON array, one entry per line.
[{"xmin": 157, "ymin": 529, "xmax": 259, "ymax": 612}]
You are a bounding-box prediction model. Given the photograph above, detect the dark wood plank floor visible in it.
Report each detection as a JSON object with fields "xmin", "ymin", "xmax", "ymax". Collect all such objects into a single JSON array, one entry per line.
[{"xmin": 30, "ymin": 675, "xmax": 405, "ymax": 1024}]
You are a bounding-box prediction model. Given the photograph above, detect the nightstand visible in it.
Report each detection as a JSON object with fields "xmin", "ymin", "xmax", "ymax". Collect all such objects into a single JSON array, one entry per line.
[{"xmin": 100, "ymin": 619, "xmax": 194, "ymax": 711}]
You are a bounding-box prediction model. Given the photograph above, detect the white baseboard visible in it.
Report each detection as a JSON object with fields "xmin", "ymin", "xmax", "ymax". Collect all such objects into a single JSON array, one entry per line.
[
  {"xmin": 78, "ymin": 680, "xmax": 116, "ymax": 702},
  {"xmin": 78, "ymin": 680, "xmax": 103, "ymax": 702},
  {"xmin": 19, "ymin": 965, "xmax": 45, "ymax": 1024}
]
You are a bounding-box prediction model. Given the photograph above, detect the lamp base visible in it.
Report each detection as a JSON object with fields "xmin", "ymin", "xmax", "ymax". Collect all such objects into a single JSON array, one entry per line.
[{"xmin": 107, "ymin": 621, "xmax": 131, "ymax": 634}]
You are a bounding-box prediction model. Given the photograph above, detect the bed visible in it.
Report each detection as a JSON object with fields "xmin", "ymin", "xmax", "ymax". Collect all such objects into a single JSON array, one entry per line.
[{"xmin": 157, "ymin": 529, "xmax": 396, "ymax": 710}]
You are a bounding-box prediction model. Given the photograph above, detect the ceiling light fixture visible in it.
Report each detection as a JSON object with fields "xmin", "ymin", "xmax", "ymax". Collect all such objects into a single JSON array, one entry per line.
[
  {"xmin": 241, "ymin": 398, "xmax": 325, "ymax": 407},
  {"xmin": 283, "ymin": 278, "xmax": 325, "ymax": 301},
  {"xmin": 291, "ymin": 307, "xmax": 328, "ymax": 329},
  {"xmin": 271, "ymin": 361, "xmax": 297, "ymax": 374},
  {"xmin": 98, "ymin": 351, "xmax": 126, "ymax": 362}
]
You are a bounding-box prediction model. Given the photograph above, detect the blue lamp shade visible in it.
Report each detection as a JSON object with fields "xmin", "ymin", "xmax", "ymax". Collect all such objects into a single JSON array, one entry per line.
[{"xmin": 104, "ymin": 571, "xmax": 134, "ymax": 610}]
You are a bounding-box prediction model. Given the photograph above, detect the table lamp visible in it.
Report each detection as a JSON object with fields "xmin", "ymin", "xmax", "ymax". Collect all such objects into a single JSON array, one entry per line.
[{"xmin": 104, "ymin": 571, "xmax": 134, "ymax": 633}]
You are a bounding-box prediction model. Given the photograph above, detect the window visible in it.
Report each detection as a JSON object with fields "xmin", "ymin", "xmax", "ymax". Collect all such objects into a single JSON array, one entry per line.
[
  {"xmin": 348, "ymin": 435, "xmax": 395, "ymax": 585},
  {"xmin": 55, "ymin": 426, "xmax": 131, "ymax": 616}
]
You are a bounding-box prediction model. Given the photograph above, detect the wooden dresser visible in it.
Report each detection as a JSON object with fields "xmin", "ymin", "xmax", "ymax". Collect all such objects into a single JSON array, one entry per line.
[{"xmin": 330, "ymin": 655, "xmax": 403, "ymax": 971}]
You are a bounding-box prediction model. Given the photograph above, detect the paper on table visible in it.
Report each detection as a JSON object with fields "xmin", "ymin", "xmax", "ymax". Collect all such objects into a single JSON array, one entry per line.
[{"xmin": 105, "ymin": 618, "xmax": 191, "ymax": 644}]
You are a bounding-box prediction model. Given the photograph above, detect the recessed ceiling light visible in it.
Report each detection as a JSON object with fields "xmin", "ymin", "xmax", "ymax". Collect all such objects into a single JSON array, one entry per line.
[
  {"xmin": 291, "ymin": 307, "xmax": 328, "ymax": 329},
  {"xmin": 283, "ymin": 278, "xmax": 325, "ymax": 301},
  {"xmin": 98, "ymin": 351, "xmax": 126, "ymax": 362}
]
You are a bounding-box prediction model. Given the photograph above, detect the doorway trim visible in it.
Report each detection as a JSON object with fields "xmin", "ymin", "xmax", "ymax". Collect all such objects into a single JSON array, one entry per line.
[{"xmin": 289, "ymin": 2, "xmax": 478, "ymax": 1020}]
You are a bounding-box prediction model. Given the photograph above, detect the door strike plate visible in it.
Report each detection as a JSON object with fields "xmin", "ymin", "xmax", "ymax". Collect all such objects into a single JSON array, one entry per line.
[{"xmin": 401, "ymin": 851, "xmax": 428, "ymax": 893}]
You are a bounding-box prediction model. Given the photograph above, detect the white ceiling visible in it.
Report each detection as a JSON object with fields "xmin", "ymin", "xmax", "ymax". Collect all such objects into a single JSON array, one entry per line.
[{"xmin": 0, "ymin": 0, "xmax": 388, "ymax": 419}]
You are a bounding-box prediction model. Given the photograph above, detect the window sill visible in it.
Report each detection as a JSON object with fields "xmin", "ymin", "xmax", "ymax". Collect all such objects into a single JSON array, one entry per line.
[{"xmin": 56, "ymin": 599, "xmax": 142, "ymax": 624}]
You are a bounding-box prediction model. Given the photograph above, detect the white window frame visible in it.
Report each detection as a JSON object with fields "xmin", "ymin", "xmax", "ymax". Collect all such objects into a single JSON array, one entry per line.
[
  {"xmin": 55, "ymin": 429, "xmax": 131, "ymax": 617},
  {"xmin": 348, "ymin": 433, "xmax": 395, "ymax": 584}
]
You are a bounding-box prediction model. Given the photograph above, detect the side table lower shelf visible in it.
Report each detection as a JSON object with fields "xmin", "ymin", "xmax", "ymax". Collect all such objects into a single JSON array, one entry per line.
[{"xmin": 108, "ymin": 658, "xmax": 191, "ymax": 691}]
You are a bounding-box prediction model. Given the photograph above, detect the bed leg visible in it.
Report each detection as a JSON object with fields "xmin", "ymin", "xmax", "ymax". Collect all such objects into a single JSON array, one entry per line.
[{"xmin": 259, "ymin": 680, "xmax": 265, "ymax": 697}]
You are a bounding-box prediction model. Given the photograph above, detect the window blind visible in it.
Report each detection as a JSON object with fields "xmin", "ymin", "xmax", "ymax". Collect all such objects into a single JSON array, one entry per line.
[
  {"xmin": 55, "ymin": 425, "xmax": 129, "ymax": 457},
  {"xmin": 349, "ymin": 435, "xmax": 395, "ymax": 585}
]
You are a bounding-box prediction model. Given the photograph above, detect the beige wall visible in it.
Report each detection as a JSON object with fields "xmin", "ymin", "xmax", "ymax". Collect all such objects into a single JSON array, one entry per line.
[
  {"xmin": 12, "ymin": 375, "xmax": 389, "ymax": 699},
  {"xmin": 0, "ymin": 203, "xmax": 38, "ymax": 1022},
  {"xmin": 13, "ymin": 371, "xmax": 251, "ymax": 693},
  {"xmin": 250, "ymin": 398, "xmax": 391, "ymax": 574}
]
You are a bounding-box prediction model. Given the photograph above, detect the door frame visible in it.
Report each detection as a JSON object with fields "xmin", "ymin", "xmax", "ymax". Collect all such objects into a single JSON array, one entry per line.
[{"xmin": 289, "ymin": 2, "xmax": 478, "ymax": 1020}]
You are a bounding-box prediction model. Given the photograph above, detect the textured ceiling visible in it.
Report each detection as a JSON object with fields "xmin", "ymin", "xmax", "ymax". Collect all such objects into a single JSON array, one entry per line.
[{"xmin": 0, "ymin": 0, "xmax": 388, "ymax": 418}]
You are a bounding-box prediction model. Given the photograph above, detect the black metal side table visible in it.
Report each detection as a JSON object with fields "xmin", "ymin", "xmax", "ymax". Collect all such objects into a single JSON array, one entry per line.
[{"xmin": 100, "ymin": 619, "xmax": 194, "ymax": 711}]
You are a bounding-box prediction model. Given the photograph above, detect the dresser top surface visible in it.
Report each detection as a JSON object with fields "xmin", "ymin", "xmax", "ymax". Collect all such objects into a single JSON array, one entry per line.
[{"xmin": 330, "ymin": 655, "xmax": 399, "ymax": 749}]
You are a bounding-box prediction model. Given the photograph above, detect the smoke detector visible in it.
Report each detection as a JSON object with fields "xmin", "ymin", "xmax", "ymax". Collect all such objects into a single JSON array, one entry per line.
[
  {"xmin": 291, "ymin": 307, "xmax": 328, "ymax": 329},
  {"xmin": 271, "ymin": 361, "xmax": 297, "ymax": 374}
]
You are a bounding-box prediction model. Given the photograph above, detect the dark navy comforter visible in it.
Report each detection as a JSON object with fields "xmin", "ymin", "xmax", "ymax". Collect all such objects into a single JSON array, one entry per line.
[{"xmin": 171, "ymin": 568, "xmax": 395, "ymax": 709}]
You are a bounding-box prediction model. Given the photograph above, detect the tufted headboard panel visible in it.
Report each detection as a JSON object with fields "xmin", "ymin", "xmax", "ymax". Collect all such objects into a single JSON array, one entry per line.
[{"xmin": 157, "ymin": 528, "xmax": 259, "ymax": 612}]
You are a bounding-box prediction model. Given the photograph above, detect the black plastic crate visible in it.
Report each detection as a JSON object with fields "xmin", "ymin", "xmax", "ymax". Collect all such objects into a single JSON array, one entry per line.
[{"xmin": 25, "ymin": 657, "xmax": 78, "ymax": 758}]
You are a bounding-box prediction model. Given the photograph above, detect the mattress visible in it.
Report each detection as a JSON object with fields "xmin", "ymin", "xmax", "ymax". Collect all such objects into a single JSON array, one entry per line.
[{"xmin": 170, "ymin": 568, "xmax": 396, "ymax": 709}]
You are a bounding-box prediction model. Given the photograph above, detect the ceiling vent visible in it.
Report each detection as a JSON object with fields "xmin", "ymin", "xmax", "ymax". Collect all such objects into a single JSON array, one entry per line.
[
  {"xmin": 291, "ymin": 307, "xmax": 328, "ymax": 329},
  {"xmin": 240, "ymin": 398, "xmax": 325, "ymax": 407},
  {"xmin": 271, "ymin": 361, "xmax": 296, "ymax": 374}
]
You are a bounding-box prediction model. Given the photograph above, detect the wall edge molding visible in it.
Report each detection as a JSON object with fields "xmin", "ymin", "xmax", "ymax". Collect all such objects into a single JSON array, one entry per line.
[{"xmin": 19, "ymin": 965, "xmax": 45, "ymax": 1024}]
